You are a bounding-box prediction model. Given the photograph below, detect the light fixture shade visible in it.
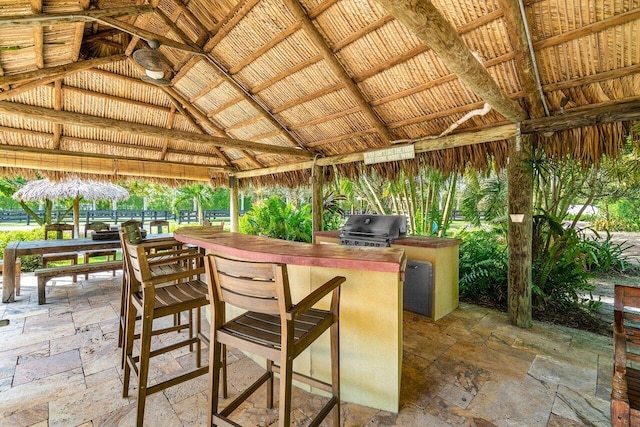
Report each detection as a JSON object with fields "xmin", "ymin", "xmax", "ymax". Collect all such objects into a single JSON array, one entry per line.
[{"xmin": 145, "ymin": 69, "xmax": 165, "ymax": 80}]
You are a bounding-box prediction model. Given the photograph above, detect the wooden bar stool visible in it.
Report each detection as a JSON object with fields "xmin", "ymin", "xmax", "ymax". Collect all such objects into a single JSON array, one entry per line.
[
  {"xmin": 43, "ymin": 223, "xmax": 78, "ymax": 282},
  {"xmin": 81, "ymin": 221, "xmax": 118, "ymax": 279},
  {"xmin": 204, "ymin": 254, "xmax": 345, "ymax": 427},
  {"xmin": 122, "ymin": 237, "xmax": 209, "ymax": 426},
  {"xmin": 148, "ymin": 219, "xmax": 170, "ymax": 234}
]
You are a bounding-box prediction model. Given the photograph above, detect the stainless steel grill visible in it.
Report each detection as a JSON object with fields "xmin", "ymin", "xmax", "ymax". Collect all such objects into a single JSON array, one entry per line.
[{"xmin": 339, "ymin": 214, "xmax": 407, "ymax": 247}]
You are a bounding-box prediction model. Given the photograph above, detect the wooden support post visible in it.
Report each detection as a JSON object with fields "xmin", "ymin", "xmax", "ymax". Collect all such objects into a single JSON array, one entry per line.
[
  {"xmin": 507, "ymin": 132, "xmax": 533, "ymax": 327},
  {"xmin": 312, "ymin": 163, "xmax": 323, "ymax": 242},
  {"xmin": 229, "ymin": 176, "xmax": 239, "ymax": 233}
]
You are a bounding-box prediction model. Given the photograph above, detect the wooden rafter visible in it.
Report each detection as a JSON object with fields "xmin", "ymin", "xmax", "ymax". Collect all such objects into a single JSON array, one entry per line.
[
  {"xmin": 0, "ymin": 126, "xmax": 230, "ymax": 164},
  {"xmin": 224, "ymin": 115, "xmax": 265, "ymax": 132},
  {"xmin": 376, "ymin": 0, "xmax": 527, "ymax": 122},
  {"xmin": 0, "ymin": 5, "xmax": 154, "ymax": 27},
  {"xmin": 271, "ymin": 83, "xmax": 346, "ymax": 115},
  {"xmin": 191, "ymin": 77, "xmax": 225, "ymax": 103},
  {"xmin": 388, "ymin": 93, "xmax": 521, "ymax": 129},
  {"xmin": 353, "ymin": 8, "xmax": 504, "ymax": 83},
  {"xmin": 31, "ymin": 0, "xmax": 44, "ymax": 69},
  {"xmin": 308, "ymin": 0, "xmax": 339, "ymax": 19},
  {"xmin": 161, "ymin": 87, "xmax": 265, "ymax": 168},
  {"xmin": 160, "ymin": 105, "xmax": 177, "ymax": 161},
  {"xmin": 235, "ymin": 97, "xmax": 640, "ymax": 178},
  {"xmin": 227, "ymin": 22, "xmax": 303, "ymax": 75},
  {"xmin": 249, "ymin": 55, "xmax": 323, "ymax": 94},
  {"xmin": 284, "ymin": 0, "xmax": 392, "ymax": 143},
  {"xmin": 499, "ymin": 0, "xmax": 545, "ymax": 118},
  {"xmin": 0, "ymin": 54, "xmax": 126, "ymax": 87},
  {"xmin": 207, "ymin": 96, "xmax": 244, "ymax": 118},
  {"xmin": 99, "ymin": 17, "xmax": 200, "ymax": 54},
  {"xmin": 171, "ymin": 0, "xmax": 209, "ymax": 38},
  {"xmin": 0, "ymin": 146, "xmax": 218, "ymax": 182},
  {"xmin": 52, "ymin": 80, "xmax": 62, "ymax": 150},
  {"xmin": 332, "ymin": 16, "xmax": 395, "ymax": 51},
  {"xmin": 306, "ymin": 129, "xmax": 378, "ymax": 148},
  {"xmin": 533, "ymin": 8, "xmax": 640, "ymax": 50},
  {"xmin": 0, "ymin": 101, "xmax": 313, "ymax": 158},
  {"xmin": 542, "ymin": 63, "xmax": 640, "ymax": 92},
  {"xmin": 160, "ymin": 85, "xmax": 236, "ymax": 167},
  {"xmin": 288, "ymin": 107, "xmax": 360, "ymax": 131},
  {"xmin": 204, "ymin": 0, "xmax": 260, "ymax": 51}
]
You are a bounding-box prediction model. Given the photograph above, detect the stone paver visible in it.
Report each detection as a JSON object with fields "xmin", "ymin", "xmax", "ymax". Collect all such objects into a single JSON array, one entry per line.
[{"xmin": 0, "ymin": 272, "xmax": 612, "ymax": 426}]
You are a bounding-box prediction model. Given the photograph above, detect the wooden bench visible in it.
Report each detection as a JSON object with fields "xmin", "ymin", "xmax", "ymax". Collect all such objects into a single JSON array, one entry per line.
[
  {"xmin": 612, "ymin": 284, "xmax": 640, "ymax": 426},
  {"xmin": 35, "ymin": 260, "xmax": 122, "ymax": 305},
  {"xmin": 0, "ymin": 259, "xmax": 21, "ymax": 296}
]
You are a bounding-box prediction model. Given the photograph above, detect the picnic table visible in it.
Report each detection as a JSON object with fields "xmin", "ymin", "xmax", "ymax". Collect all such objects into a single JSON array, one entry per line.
[{"xmin": 2, "ymin": 233, "xmax": 173, "ymax": 303}]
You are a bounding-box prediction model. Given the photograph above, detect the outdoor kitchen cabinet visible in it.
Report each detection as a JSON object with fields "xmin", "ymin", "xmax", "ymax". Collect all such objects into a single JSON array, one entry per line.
[{"xmin": 314, "ymin": 231, "xmax": 461, "ymax": 321}]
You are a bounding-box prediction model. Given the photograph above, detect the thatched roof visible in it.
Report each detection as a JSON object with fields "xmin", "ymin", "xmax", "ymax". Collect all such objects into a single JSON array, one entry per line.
[
  {"xmin": 13, "ymin": 178, "xmax": 129, "ymax": 202},
  {"xmin": 0, "ymin": 0, "xmax": 638, "ymax": 187}
]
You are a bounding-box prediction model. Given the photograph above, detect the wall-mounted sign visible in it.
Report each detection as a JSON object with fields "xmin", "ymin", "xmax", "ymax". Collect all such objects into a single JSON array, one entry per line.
[{"xmin": 363, "ymin": 144, "xmax": 415, "ymax": 165}]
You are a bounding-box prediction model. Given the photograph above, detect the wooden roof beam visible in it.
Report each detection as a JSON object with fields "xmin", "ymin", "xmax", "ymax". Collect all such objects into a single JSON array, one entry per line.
[
  {"xmin": 0, "ymin": 54, "xmax": 127, "ymax": 87},
  {"xmin": 284, "ymin": 0, "xmax": 392, "ymax": 143},
  {"xmin": 354, "ymin": 9, "xmax": 504, "ymax": 83},
  {"xmin": 542, "ymin": 63, "xmax": 640, "ymax": 93},
  {"xmin": 499, "ymin": 0, "xmax": 546, "ymax": 118},
  {"xmin": 249, "ymin": 55, "xmax": 323, "ymax": 94},
  {"xmin": 0, "ymin": 5, "xmax": 154, "ymax": 27},
  {"xmin": 160, "ymin": 85, "xmax": 236, "ymax": 167},
  {"xmin": 190, "ymin": 77, "xmax": 225, "ymax": 103},
  {"xmin": 271, "ymin": 82, "xmax": 346, "ymax": 115},
  {"xmin": 0, "ymin": 101, "xmax": 313, "ymax": 158},
  {"xmin": 534, "ymin": 8, "xmax": 640, "ymax": 50},
  {"xmin": 204, "ymin": 0, "xmax": 261, "ymax": 51},
  {"xmin": 0, "ymin": 147, "xmax": 216, "ymax": 182},
  {"xmin": 227, "ymin": 22, "xmax": 302, "ymax": 74},
  {"xmin": 98, "ymin": 16, "xmax": 200, "ymax": 54},
  {"xmin": 308, "ymin": 0, "xmax": 339, "ymax": 19},
  {"xmin": 52, "ymin": 80, "xmax": 62, "ymax": 150},
  {"xmin": 31, "ymin": 0, "xmax": 44, "ymax": 69},
  {"xmin": 236, "ymin": 97, "xmax": 640, "ymax": 178},
  {"xmin": 0, "ymin": 126, "xmax": 230, "ymax": 163},
  {"xmin": 370, "ymin": 52, "xmax": 514, "ymax": 106},
  {"xmin": 376, "ymin": 0, "xmax": 527, "ymax": 122}
]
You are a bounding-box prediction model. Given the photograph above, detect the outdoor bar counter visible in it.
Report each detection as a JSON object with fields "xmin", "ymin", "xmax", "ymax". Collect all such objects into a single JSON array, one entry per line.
[
  {"xmin": 315, "ymin": 231, "xmax": 462, "ymax": 321},
  {"xmin": 174, "ymin": 226, "xmax": 407, "ymax": 412}
]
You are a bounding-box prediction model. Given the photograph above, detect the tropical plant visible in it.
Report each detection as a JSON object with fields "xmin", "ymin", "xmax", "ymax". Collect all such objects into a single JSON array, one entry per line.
[
  {"xmin": 458, "ymin": 228, "xmax": 508, "ymax": 305},
  {"xmin": 240, "ymin": 196, "xmax": 312, "ymax": 242}
]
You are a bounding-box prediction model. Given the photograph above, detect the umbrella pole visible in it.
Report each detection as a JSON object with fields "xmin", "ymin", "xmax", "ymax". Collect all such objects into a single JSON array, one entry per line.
[{"xmin": 73, "ymin": 197, "xmax": 80, "ymax": 238}]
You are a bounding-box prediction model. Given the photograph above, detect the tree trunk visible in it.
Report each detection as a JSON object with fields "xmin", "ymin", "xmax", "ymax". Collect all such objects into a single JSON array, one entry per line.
[{"xmin": 508, "ymin": 134, "xmax": 533, "ymax": 327}]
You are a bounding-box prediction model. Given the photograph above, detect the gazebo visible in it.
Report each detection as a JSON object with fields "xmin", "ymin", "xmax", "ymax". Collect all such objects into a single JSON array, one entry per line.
[
  {"xmin": 0, "ymin": 0, "xmax": 638, "ymax": 328},
  {"xmin": 12, "ymin": 178, "xmax": 129, "ymax": 237}
]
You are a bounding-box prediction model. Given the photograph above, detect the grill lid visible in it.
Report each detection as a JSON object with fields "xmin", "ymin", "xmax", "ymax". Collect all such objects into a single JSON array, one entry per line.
[{"xmin": 340, "ymin": 214, "xmax": 407, "ymax": 241}]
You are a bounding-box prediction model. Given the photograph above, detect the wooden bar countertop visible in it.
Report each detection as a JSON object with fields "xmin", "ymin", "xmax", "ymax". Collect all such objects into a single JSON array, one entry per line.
[{"xmin": 174, "ymin": 227, "xmax": 406, "ymax": 273}]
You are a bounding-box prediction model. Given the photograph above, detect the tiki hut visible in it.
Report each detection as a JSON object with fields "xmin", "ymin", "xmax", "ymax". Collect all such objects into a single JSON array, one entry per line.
[
  {"xmin": 0, "ymin": 0, "xmax": 639, "ymax": 325},
  {"xmin": 12, "ymin": 178, "xmax": 129, "ymax": 236}
]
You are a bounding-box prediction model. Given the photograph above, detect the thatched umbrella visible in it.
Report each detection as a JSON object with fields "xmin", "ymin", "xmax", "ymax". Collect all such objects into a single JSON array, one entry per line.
[{"xmin": 13, "ymin": 178, "xmax": 129, "ymax": 237}]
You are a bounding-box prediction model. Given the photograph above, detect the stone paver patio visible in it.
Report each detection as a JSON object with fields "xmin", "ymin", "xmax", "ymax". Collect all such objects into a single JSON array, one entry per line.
[{"xmin": 0, "ymin": 272, "xmax": 612, "ymax": 426}]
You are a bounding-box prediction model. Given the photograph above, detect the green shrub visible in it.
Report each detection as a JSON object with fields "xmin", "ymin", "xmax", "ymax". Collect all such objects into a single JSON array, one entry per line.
[
  {"xmin": 239, "ymin": 197, "xmax": 312, "ymax": 242},
  {"xmin": 578, "ymin": 231, "xmax": 633, "ymax": 273},
  {"xmin": 0, "ymin": 228, "xmax": 45, "ymax": 272},
  {"xmin": 458, "ymin": 228, "xmax": 508, "ymax": 305}
]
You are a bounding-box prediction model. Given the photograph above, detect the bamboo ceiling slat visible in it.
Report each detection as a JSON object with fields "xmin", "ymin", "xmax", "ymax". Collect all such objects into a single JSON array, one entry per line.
[
  {"xmin": 0, "ymin": 0, "xmax": 636, "ymax": 184},
  {"xmin": 234, "ymin": 31, "xmax": 319, "ymax": 89}
]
